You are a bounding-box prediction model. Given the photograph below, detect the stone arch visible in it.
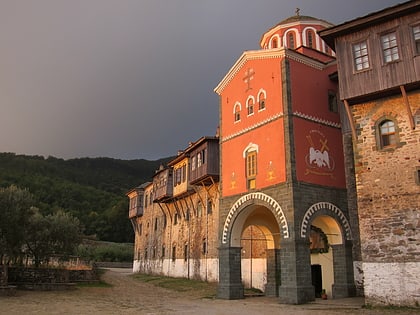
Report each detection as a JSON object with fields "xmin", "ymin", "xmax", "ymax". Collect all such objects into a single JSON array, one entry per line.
[
  {"xmin": 222, "ymin": 192, "xmax": 289, "ymax": 245},
  {"xmin": 300, "ymin": 201, "xmax": 352, "ymax": 240}
]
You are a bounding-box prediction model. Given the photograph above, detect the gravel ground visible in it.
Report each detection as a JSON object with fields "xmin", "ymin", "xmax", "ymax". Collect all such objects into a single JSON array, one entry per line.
[{"xmin": 0, "ymin": 268, "xmax": 418, "ymax": 315}]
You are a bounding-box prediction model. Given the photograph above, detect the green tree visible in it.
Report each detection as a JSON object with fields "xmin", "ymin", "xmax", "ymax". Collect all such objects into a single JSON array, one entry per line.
[
  {"xmin": 0, "ymin": 185, "xmax": 35, "ymax": 263},
  {"xmin": 24, "ymin": 210, "xmax": 82, "ymax": 267}
]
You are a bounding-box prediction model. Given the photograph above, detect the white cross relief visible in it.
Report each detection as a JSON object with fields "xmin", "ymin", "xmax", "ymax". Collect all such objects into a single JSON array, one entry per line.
[{"xmin": 243, "ymin": 68, "xmax": 255, "ymax": 92}]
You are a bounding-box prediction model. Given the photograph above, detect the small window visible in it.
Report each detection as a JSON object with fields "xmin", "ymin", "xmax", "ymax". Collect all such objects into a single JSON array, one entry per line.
[
  {"xmin": 272, "ymin": 37, "xmax": 278, "ymax": 48},
  {"xmin": 307, "ymin": 29, "xmax": 315, "ymax": 48},
  {"xmin": 172, "ymin": 246, "xmax": 176, "ymax": 262},
  {"xmin": 415, "ymin": 167, "xmax": 420, "ymax": 185},
  {"xmin": 328, "ymin": 90, "xmax": 338, "ymax": 113},
  {"xmin": 353, "ymin": 41, "xmax": 370, "ymax": 71},
  {"xmin": 413, "ymin": 25, "xmax": 420, "ymax": 54},
  {"xmin": 379, "ymin": 120, "xmax": 397, "ymax": 148},
  {"xmin": 288, "ymin": 32, "xmax": 295, "ymax": 49},
  {"xmin": 381, "ymin": 32, "xmax": 399, "ymax": 63},
  {"xmin": 202, "ymin": 239, "xmax": 207, "ymax": 255},
  {"xmin": 234, "ymin": 103, "xmax": 241, "ymax": 122},
  {"xmin": 153, "ymin": 246, "xmax": 156, "ymax": 259},
  {"xmin": 139, "ymin": 223, "xmax": 142, "ymax": 236},
  {"xmin": 247, "ymin": 98, "xmax": 254, "ymax": 116},
  {"xmin": 258, "ymin": 92, "xmax": 266, "ymax": 111},
  {"xmin": 191, "ymin": 156, "xmax": 196, "ymax": 172},
  {"xmin": 174, "ymin": 212, "xmax": 178, "ymax": 225},
  {"xmin": 184, "ymin": 244, "xmax": 188, "ymax": 261},
  {"xmin": 161, "ymin": 245, "xmax": 166, "ymax": 258},
  {"xmin": 207, "ymin": 199, "xmax": 212, "ymax": 215},
  {"xmin": 154, "ymin": 217, "xmax": 158, "ymax": 231}
]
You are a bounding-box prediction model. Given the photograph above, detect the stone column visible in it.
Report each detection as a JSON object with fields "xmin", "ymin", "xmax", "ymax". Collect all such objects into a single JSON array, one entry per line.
[
  {"xmin": 265, "ymin": 248, "xmax": 280, "ymax": 297},
  {"xmin": 278, "ymin": 238, "xmax": 315, "ymax": 304},
  {"xmin": 331, "ymin": 241, "xmax": 357, "ymax": 298},
  {"xmin": 217, "ymin": 246, "xmax": 244, "ymax": 299}
]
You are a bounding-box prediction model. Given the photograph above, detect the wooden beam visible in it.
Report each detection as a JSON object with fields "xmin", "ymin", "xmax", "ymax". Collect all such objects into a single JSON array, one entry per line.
[
  {"xmin": 400, "ymin": 85, "xmax": 415, "ymax": 130},
  {"xmin": 343, "ymin": 99, "xmax": 357, "ymax": 140}
]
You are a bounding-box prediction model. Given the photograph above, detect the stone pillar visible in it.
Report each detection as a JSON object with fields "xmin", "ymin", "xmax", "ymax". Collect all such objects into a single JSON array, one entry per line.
[
  {"xmin": 331, "ymin": 241, "xmax": 357, "ymax": 298},
  {"xmin": 217, "ymin": 246, "xmax": 244, "ymax": 299},
  {"xmin": 265, "ymin": 248, "xmax": 280, "ymax": 297},
  {"xmin": 278, "ymin": 238, "xmax": 315, "ymax": 304}
]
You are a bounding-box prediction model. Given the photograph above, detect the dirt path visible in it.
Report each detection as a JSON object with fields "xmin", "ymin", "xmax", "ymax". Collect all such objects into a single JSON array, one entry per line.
[{"xmin": 0, "ymin": 268, "xmax": 417, "ymax": 315}]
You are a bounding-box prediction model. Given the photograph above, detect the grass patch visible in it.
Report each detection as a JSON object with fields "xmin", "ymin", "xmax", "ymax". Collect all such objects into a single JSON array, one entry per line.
[{"xmin": 131, "ymin": 273, "xmax": 217, "ymax": 298}]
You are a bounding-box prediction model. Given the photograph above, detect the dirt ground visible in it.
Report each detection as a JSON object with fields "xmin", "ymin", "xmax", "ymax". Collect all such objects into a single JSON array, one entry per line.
[{"xmin": 0, "ymin": 268, "xmax": 418, "ymax": 315}]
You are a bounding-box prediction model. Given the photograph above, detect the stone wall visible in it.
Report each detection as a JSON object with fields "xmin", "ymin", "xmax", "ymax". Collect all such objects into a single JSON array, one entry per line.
[
  {"xmin": 351, "ymin": 90, "xmax": 420, "ymax": 306},
  {"xmin": 7, "ymin": 267, "xmax": 98, "ymax": 290}
]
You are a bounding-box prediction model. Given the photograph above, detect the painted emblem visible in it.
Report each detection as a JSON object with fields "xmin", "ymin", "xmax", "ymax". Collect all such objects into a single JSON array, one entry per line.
[{"xmin": 305, "ymin": 130, "xmax": 335, "ymax": 177}]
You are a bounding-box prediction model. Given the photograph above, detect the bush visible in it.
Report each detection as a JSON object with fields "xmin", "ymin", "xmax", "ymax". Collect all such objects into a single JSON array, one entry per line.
[{"xmin": 76, "ymin": 241, "xmax": 133, "ymax": 262}]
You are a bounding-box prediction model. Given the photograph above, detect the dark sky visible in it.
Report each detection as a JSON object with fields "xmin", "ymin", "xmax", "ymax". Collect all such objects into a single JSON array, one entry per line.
[{"xmin": 0, "ymin": 0, "xmax": 401, "ymax": 160}]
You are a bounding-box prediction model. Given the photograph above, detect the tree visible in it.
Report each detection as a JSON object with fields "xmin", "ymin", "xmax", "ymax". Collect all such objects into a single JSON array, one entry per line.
[
  {"xmin": 0, "ymin": 185, "xmax": 35, "ymax": 263},
  {"xmin": 24, "ymin": 210, "xmax": 82, "ymax": 267}
]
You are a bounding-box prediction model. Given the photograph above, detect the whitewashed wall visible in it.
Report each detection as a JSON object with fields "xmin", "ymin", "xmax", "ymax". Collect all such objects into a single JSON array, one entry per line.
[{"xmin": 363, "ymin": 262, "xmax": 420, "ymax": 306}]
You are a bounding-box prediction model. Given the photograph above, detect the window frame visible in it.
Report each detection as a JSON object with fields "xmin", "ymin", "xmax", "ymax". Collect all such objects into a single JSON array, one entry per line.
[
  {"xmin": 412, "ymin": 24, "xmax": 420, "ymax": 55},
  {"xmin": 246, "ymin": 96, "xmax": 255, "ymax": 116},
  {"xmin": 375, "ymin": 118, "xmax": 399, "ymax": 150},
  {"xmin": 257, "ymin": 89, "xmax": 266, "ymax": 111},
  {"xmin": 234, "ymin": 102, "xmax": 241, "ymax": 123},
  {"xmin": 380, "ymin": 31, "xmax": 400, "ymax": 64},
  {"xmin": 245, "ymin": 150, "xmax": 257, "ymax": 189},
  {"xmin": 352, "ymin": 40, "xmax": 370, "ymax": 72}
]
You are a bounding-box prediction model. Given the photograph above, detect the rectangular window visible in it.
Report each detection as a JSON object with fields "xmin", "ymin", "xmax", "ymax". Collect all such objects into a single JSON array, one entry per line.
[
  {"xmin": 184, "ymin": 244, "xmax": 188, "ymax": 261},
  {"xmin": 172, "ymin": 246, "xmax": 176, "ymax": 262},
  {"xmin": 353, "ymin": 41, "xmax": 370, "ymax": 71},
  {"xmin": 202, "ymin": 239, "xmax": 207, "ymax": 255},
  {"xmin": 328, "ymin": 90, "xmax": 338, "ymax": 113},
  {"xmin": 381, "ymin": 32, "xmax": 399, "ymax": 63},
  {"xmin": 161, "ymin": 245, "xmax": 165, "ymax": 258},
  {"xmin": 246, "ymin": 151, "xmax": 257, "ymax": 189},
  {"xmin": 413, "ymin": 25, "xmax": 420, "ymax": 54}
]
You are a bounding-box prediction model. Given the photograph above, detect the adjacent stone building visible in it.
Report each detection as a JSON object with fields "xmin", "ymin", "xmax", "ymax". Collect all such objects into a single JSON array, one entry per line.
[
  {"xmin": 320, "ymin": 0, "xmax": 420, "ymax": 306},
  {"xmin": 128, "ymin": 137, "xmax": 220, "ymax": 282}
]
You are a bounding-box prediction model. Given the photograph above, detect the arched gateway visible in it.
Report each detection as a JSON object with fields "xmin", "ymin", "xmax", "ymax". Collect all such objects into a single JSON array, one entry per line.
[{"xmin": 218, "ymin": 196, "xmax": 356, "ymax": 303}]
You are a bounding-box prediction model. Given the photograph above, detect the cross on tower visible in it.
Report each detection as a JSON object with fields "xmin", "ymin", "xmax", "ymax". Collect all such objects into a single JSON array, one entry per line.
[{"xmin": 243, "ymin": 68, "xmax": 255, "ymax": 92}]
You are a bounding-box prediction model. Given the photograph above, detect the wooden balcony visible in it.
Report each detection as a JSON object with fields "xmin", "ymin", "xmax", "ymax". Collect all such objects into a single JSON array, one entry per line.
[{"xmin": 187, "ymin": 137, "xmax": 219, "ymax": 186}]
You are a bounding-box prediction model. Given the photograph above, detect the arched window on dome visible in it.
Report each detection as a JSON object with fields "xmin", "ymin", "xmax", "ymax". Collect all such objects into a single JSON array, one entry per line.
[
  {"xmin": 306, "ymin": 29, "xmax": 315, "ymax": 48},
  {"xmin": 272, "ymin": 38, "xmax": 278, "ymax": 48},
  {"xmin": 288, "ymin": 32, "xmax": 295, "ymax": 49}
]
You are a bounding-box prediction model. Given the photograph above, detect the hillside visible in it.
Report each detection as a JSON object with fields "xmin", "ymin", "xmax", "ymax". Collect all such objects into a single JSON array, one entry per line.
[{"xmin": 0, "ymin": 153, "xmax": 172, "ymax": 242}]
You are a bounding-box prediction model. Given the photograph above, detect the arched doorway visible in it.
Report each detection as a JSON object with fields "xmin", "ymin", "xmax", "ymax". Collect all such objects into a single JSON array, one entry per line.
[
  {"xmin": 218, "ymin": 192, "xmax": 288, "ymax": 299},
  {"xmin": 301, "ymin": 202, "xmax": 356, "ymax": 299}
]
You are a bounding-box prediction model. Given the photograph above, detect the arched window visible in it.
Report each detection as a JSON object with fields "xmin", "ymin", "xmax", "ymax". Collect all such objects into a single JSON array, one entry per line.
[
  {"xmin": 247, "ymin": 97, "xmax": 254, "ymax": 116},
  {"xmin": 257, "ymin": 89, "xmax": 266, "ymax": 111},
  {"xmin": 234, "ymin": 102, "xmax": 241, "ymax": 122},
  {"xmin": 306, "ymin": 29, "xmax": 315, "ymax": 48},
  {"xmin": 272, "ymin": 38, "xmax": 278, "ymax": 48},
  {"xmin": 243, "ymin": 143, "xmax": 259, "ymax": 190},
  {"xmin": 288, "ymin": 32, "xmax": 295, "ymax": 49},
  {"xmin": 379, "ymin": 119, "xmax": 397, "ymax": 148}
]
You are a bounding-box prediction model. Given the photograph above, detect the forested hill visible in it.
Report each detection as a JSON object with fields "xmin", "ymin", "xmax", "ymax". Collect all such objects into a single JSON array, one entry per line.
[{"xmin": 0, "ymin": 153, "xmax": 173, "ymax": 243}]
